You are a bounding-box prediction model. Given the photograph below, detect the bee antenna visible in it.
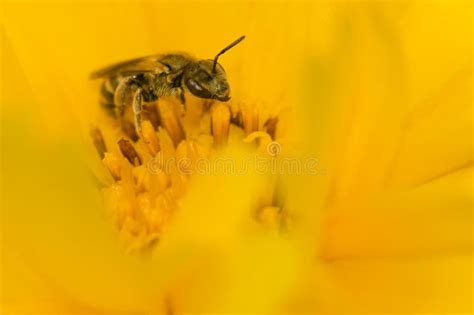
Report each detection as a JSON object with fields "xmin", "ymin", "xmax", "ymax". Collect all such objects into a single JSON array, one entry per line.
[{"xmin": 212, "ymin": 35, "xmax": 245, "ymax": 73}]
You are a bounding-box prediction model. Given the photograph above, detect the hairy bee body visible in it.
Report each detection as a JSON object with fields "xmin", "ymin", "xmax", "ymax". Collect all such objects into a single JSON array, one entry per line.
[
  {"xmin": 96, "ymin": 54, "xmax": 193, "ymax": 117},
  {"xmin": 91, "ymin": 36, "xmax": 245, "ymax": 136}
]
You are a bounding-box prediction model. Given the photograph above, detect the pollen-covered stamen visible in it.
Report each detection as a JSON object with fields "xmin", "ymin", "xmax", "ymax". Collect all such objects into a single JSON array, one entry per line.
[
  {"xmin": 118, "ymin": 138, "xmax": 142, "ymax": 166},
  {"xmin": 94, "ymin": 92, "xmax": 284, "ymax": 252},
  {"xmin": 142, "ymin": 120, "xmax": 160, "ymax": 155},
  {"xmin": 103, "ymin": 152, "xmax": 121, "ymax": 180},
  {"xmin": 211, "ymin": 103, "xmax": 231, "ymax": 146},
  {"xmin": 142, "ymin": 104, "xmax": 161, "ymax": 130},
  {"xmin": 176, "ymin": 140, "xmax": 210, "ymax": 175},
  {"xmin": 241, "ymin": 104, "xmax": 259, "ymax": 135},
  {"xmin": 158, "ymin": 100, "xmax": 185, "ymax": 146}
]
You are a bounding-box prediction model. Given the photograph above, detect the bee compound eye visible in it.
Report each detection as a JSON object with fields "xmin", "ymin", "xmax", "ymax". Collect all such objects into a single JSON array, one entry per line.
[
  {"xmin": 186, "ymin": 78, "xmax": 212, "ymax": 99},
  {"xmin": 189, "ymin": 79, "xmax": 202, "ymax": 91}
]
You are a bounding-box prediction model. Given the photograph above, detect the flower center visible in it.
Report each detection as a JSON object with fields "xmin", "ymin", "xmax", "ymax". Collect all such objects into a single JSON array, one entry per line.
[{"xmin": 91, "ymin": 96, "xmax": 287, "ymax": 253}]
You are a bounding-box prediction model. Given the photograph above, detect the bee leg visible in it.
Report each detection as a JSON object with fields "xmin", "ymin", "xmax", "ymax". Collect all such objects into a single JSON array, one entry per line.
[
  {"xmin": 132, "ymin": 88, "xmax": 143, "ymax": 135},
  {"xmin": 114, "ymin": 77, "xmax": 134, "ymax": 117},
  {"xmin": 178, "ymin": 88, "xmax": 186, "ymax": 107}
]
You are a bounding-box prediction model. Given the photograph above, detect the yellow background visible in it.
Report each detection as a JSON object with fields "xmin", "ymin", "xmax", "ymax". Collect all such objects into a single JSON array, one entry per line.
[{"xmin": 1, "ymin": 0, "xmax": 472, "ymax": 314}]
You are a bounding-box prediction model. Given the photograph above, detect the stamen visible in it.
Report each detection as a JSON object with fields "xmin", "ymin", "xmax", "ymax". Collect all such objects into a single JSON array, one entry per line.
[
  {"xmin": 103, "ymin": 152, "xmax": 121, "ymax": 180},
  {"xmin": 141, "ymin": 120, "xmax": 160, "ymax": 155},
  {"xmin": 121, "ymin": 216, "xmax": 142, "ymax": 237},
  {"xmin": 263, "ymin": 116, "xmax": 278, "ymax": 140},
  {"xmin": 118, "ymin": 138, "xmax": 142, "ymax": 166},
  {"xmin": 241, "ymin": 104, "xmax": 259, "ymax": 135},
  {"xmin": 158, "ymin": 100, "xmax": 185, "ymax": 146},
  {"xmin": 244, "ymin": 131, "xmax": 272, "ymax": 154},
  {"xmin": 175, "ymin": 140, "xmax": 209, "ymax": 175},
  {"xmin": 211, "ymin": 103, "xmax": 231, "ymax": 146},
  {"xmin": 94, "ymin": 89, "xmax": 283, "ymax": 251},
  {"xmin": 142, "ymin": 104, "xmax": 160, "ymax": 130}
]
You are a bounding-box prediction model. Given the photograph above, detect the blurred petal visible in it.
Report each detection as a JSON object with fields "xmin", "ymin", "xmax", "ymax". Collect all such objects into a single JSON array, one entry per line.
[
  {"xmin": 150, "ymin": 150, "xmax": 307, "ymax": 312},
  {"xmin": 2, "ymin": 12, "xmax": 156, "ymax": 312},
  {"xmin": 288, "ymin": 255, "xmax": 472, "ymax": 313},
  {"xmin": 322, "ymin": 167, "xmax": 473, "ymax": 259},
  {"xmin": 2, "ymin": 0, "xmax": 154, "ymax": 134}
]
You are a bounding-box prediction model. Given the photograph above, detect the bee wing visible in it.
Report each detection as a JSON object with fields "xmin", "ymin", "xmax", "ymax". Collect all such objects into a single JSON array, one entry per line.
[{"xmin": 90, "ymin": 54, "xmax": 166, "ymax": 79}]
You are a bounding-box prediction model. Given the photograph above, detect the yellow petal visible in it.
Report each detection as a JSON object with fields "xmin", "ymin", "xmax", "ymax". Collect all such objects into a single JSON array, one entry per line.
[{"xmin": 322, "ymin": 167, "xmax": 473, "ymax": 259}]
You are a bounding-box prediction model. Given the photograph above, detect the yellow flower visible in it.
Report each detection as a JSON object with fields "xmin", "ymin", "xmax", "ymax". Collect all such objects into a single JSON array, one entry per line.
[{"xmin": 1, "ymin": 0, "xmax": 472, "ymax": 314}]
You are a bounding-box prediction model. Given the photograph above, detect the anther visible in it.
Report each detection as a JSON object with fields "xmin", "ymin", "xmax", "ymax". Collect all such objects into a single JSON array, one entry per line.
[
  {"xmin": 141, "ymin": 120, "xmax": 160, "ymax": 155},
  {"xmin": 211, "ymin": 103, "xmax": 231, "ymax": 146},
  {"xmin": 241, "ymin": 105, "xmax": 259, "ymax": 135},
  {"xmin": 118, "ymin": 138, "xmax": 142, "ymax": 166},
  {"xmin": 90, "ymin": 127, "xmax": 107, "ymax": 159},
  {"xmin": 158, "ymin": 100, "xmax": 185, "ymax": 146}
]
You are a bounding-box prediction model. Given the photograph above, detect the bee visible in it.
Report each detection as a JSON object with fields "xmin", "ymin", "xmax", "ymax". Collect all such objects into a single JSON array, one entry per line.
[{"xmin": 90, "ymin": 35, "xmax": 245, "ymax": 135}]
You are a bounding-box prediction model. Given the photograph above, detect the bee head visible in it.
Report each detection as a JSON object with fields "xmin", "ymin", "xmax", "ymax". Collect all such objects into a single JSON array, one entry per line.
[
  {"xmin": 184, "ymin": 36, "xmax": 245, "ymax": 102},
  {"xmin": 184, "ymin": 60, "xmax": 230, "ymax": 101}
]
